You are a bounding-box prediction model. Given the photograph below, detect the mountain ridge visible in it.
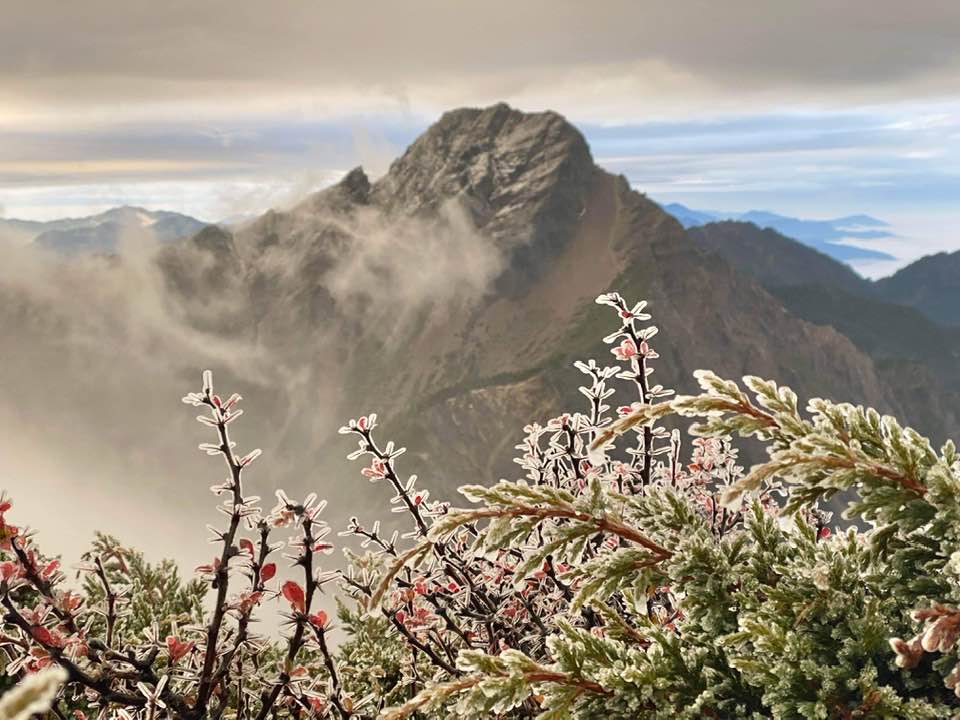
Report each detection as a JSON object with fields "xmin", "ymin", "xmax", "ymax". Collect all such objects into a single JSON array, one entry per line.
[
  {"xmin": 161, "ymin": 103, "xmax": 910, "ymax": 489},
  {"xmin": 687, "ymin": 220, "xmax": 960, "ymax": 446},
  {"xmin": 874, "ymin": 250, "xmax": 960, "ymax": 327},
  {"xmin": 0, "ymin": 205, "xmax": 209, "ymax": 255},
  {"xmin": 0, "ymin": 103, "xmax": 955, "ymax": 514},
  {"xmin": 663, "ymin": 202, "xmax": 895, "ymax": 263}
]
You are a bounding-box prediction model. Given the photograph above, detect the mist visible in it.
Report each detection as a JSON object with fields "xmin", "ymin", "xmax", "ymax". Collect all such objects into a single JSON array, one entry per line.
[{"xmin": 0, "ymin": 195, "xmax": 503, "ymax": 577}]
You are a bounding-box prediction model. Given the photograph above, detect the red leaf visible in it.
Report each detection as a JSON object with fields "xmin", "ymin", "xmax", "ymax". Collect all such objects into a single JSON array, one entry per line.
[
  {"xmin": 282, "ymin": 580, "xmax": 306, "ymax": 613},
  {"xmin": 31, "ymin": 626, "xmax": 54, "ymax": 645},
  {"xmin": 41, "ymin": 560, "xmax": 60, "ymax": 579},
  {"xmin": 259, "ymin": 563, "xmax": 276, "ymax": 582},
  {"xmin": 308, "ymin": 610, "xmax": 328, "ymax": 628},
  {"xmin": 166, "ymin": 635, "xmax": 194, "ymax": 663}
]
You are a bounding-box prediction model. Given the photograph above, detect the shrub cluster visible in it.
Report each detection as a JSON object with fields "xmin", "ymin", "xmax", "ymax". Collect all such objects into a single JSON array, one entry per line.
[{"xmin": 1, "ymin": 293, "xmax": 959, "ymax": 719}]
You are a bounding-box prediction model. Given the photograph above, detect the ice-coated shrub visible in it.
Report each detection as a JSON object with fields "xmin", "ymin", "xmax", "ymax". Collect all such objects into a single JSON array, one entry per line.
[{"xmin": 1, "ymin": 293, "xmax": 959, "ymax": 719}]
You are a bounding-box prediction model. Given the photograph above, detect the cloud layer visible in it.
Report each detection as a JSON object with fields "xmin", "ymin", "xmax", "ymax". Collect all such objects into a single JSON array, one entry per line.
[{"xmin": 2, "ymin": 1, "xmax": 959, "ymax": 122}]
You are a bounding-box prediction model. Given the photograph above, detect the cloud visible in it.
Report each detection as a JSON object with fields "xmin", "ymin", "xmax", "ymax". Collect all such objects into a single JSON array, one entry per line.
[
  {"xmin": 0, "ymin": 236, "xmax": 268, "ymax": 570},
  {"xmin": 0, "ymin": 185, "xmax": 505, "ymax": 572},
  {"xmin": 1, "ymin": 1, "xmax": 959, "ymax": 126}
]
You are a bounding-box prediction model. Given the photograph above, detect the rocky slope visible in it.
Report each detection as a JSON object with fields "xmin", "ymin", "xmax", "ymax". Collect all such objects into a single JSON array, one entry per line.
[
  {"xmin": 772, "ymin": 284, "xmax": 960, "ymax": 441},
  {"xmin": 688, "ymin": 221, "xmax": 870, "ymax": 295}
]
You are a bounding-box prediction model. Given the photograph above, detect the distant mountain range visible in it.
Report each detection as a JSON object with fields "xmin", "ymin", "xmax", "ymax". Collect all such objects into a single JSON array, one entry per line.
[
  {"xmin": 687, "ymin": 220, "xmax": 960, "ymax": 327},
  {"xmin": 0, "ymin": 206, "xmax": 208, "ymax": 255},
  {"xmin": 1, "ymin": 103, "xmax": 958, "ymax": 517},
  {"xmin": 0, "ymin": 195, "xmax": 899, "ymax": 268},
  {"xmin": 663, "ymin": 202, "xmax": 895, "ymax": 263}
]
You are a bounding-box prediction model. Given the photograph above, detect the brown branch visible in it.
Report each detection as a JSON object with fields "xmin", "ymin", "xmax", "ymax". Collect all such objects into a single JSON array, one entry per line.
[
  {"xmin": 209, "ymin": 522, "xmax": 273, "ymax": 720},
  {"xmin": 311, "ymin": 624, "xmax": 352, "ymax": 719},
  {"xmin": 381, "ymin": 667, "xmax": 609, "ymax": 720},
  {"xmin": 93, "ymin": 556, "xmax": 117, "ymax": 648},
  {"xmin": 195, "ymin": 392, "xmax": 248, "ymax": 713},
  {"xmin": 383, "ymin": 609, "xmax": 460, "ymax": 677},
  {"xmin": 254, "ymin": 508, "xmax": 322, "ymax": 720},
  {"xmin": 9, "ymin": 538, "xmax": 80, "ymax": 636},
  {"xmin": 1, "ymin": 594, "xmax": 146, "ymax": 709}
]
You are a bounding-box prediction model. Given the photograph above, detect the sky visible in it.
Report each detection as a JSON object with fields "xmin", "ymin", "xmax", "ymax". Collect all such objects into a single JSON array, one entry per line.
[{"xmin": 1, "ymin": 0, "xmax": 958, "ymax": 269}]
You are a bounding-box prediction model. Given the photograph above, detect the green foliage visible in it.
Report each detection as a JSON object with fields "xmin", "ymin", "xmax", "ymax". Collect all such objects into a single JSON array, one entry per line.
[
  {"xmin": 377, "ymin": 365, "xmax": 960, "ymax": 718},
  {"xmin": 80, "ymin": 532, "xmax": 206, "ymax": 640},
  {"xmin": 335, "ymin": 598, "xmax": 408, "ymax": 713}
]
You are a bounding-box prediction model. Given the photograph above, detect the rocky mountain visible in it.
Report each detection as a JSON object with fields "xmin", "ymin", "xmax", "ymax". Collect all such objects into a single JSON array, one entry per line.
[
  {"xmin": 664, "ymin": 202, "xmax": 894, "ymax": 263},
  {"xmin": 3, "ymin": 103, "xmax": 959, "ymax": 558},
  {"xmin": 1, "ymin": 206, "xmax": 208, "ymax": 255},
  {"xmin": 156, "ymin": 103, "xmax": 918, "ymax": 496},
  {"xmin": 874, "ymin": 250, "xmax": 960, "ymax": 326}
]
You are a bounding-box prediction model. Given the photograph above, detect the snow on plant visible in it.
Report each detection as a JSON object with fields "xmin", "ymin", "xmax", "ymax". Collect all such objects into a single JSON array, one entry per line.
[
  {"xmin": 0, "ymin": 372, "xmax": 343, "ymax": 719},
  {"xmin": 1, "ymin": 293, "xmax": 960, "ymax": 718},
  {"xmin": 0, "ymin": 665, "xmax": 67, "ymax": 720}
]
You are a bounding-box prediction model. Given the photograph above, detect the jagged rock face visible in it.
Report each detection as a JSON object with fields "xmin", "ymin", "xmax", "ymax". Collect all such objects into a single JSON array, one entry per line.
[
  {"xmin": 371, "ymin": 103, "xmax": 596, "ymax": 294},
  {"xmin": 156, "ymin": 103, "xmax": 923, "ymax": 495},
  {"xmin": 154, "ymin": 225, "xmax": 250, "ymax": 333},
  {"xmin": 372, "ymin": 105, "xmax": 592, "ymax": 230}
]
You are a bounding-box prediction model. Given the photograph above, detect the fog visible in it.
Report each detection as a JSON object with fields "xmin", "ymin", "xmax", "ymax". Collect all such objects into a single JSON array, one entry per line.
[{"xmin": 0, "ymin": 197, "xmax": 503, "ymax": 578}]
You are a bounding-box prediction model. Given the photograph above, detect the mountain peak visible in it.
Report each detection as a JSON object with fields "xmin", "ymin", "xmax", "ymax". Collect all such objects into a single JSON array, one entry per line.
[
  {"xmin": 371, "ymin": 103, "xmax": 593, "ymax": 217},
  {"xmin": 334, "ymin": 166, "xmax": 371, "ymax": 204},
  {"xmin": 426, "ymin": 102, "xmax": 579, "ymax": 146},
  {"xmin": 369, "ymin": 104, "xmax": 596, "ymax": 293}
]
